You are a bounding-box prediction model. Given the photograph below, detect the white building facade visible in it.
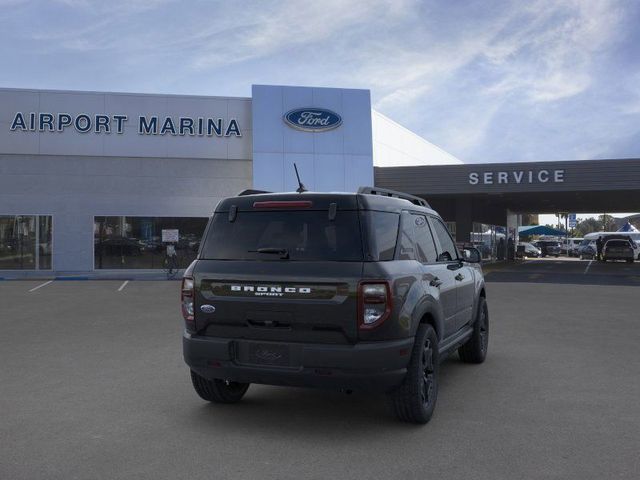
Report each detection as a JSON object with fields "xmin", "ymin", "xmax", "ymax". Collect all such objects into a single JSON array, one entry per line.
[{"xmin": 0, "ymin": 84, "xmax": 461, "ymax": 276}]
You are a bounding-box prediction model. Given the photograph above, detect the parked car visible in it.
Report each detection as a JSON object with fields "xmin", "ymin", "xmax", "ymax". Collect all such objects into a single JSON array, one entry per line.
[
  {"xmin": 182, "ymin": 187, "xmax": 489, "ymax": 424},
  {"xmin": 578, "ymin": 240, "xmax": 597, "ymax": 259},
  {"xmin": 533, "ymin": 240, "xmax": 561, "ymax": 257},
  {"xmin": 567, "ymin": 238, "xmax": 584, "ymax": 256},
  {"xmin": 517, "ymin": 242, "xmax": 541, "ymax": 258},
  {"xmin": 602, "ymin": 239, "xmax": 635, "ymax": 263}
]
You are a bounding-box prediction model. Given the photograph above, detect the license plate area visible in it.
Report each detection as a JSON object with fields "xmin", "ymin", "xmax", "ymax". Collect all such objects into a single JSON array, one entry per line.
[{"xmin": 236, "ymin": 342, "xmax": 292, "ymax": 367}]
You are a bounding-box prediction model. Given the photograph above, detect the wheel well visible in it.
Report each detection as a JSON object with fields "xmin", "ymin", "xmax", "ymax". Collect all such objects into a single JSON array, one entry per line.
[
  {"xmin": 479, "ymin": 288, "xmax": 486, "ymax": 298},
  {"xmin": 420, "ymin": 312, "xmax": 440, "ymax": 340}
]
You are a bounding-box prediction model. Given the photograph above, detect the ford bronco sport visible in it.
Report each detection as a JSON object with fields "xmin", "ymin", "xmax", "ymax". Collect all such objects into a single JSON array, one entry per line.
[{"xmin": 182, "ymin": 187, "xmax": 488, "ymax": 423}]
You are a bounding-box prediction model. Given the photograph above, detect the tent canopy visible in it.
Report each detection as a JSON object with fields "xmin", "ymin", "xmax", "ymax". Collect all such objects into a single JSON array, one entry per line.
[
  {"xmin": 617, "ymin": 222, "xmax": 639, "ymax": 232},
  {"xmin": 518, "ymin": 225, "xmax": 566, "ymax": 236}
]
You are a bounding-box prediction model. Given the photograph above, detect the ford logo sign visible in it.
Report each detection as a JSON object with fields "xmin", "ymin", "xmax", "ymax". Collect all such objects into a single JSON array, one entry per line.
[
  {"xmin": 200, "ymin": 304, "xmax": 216, "ymax": 314},
  {"xmin": 283, "ymin": 108, "xmax": 342, "ymax": 132}
]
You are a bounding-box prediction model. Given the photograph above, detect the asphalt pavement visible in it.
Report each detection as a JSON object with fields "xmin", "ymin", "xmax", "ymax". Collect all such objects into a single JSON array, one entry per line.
[{"xmin": 1, "ymin": 260, "xmax": 639, "ymax": 480}]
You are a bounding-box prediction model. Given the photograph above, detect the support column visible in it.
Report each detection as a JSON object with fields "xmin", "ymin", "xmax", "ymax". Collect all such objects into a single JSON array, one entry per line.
[
  {"xmin": 454, "ymin": 197, "xmax": 473, "ymax": 244},
  {"xmin": 506, "ymin": 209, "xmax": 520, "ymax": 261}
]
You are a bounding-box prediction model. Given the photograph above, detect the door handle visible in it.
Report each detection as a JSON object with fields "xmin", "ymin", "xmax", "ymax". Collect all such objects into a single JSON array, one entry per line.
[
  {"xmin": 429, "ymin": 277, "xmax": 443, "ymax": 287},
  {"xmin": 455, "ymin": 273, "xmax": 465, "ymax": 281}
]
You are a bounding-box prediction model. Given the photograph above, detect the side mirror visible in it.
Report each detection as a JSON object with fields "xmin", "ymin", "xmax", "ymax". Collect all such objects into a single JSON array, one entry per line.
[{"xmin": 463, "ymin": 247, "xmax": 481, "ymax": 263}]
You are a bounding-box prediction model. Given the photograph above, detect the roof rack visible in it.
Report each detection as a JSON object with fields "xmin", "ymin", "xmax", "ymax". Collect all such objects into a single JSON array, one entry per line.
[
  {"xmin": 357, "ymin": 186, "xmax": 431, "ymax": 208},
  {"xmin": 237, "ymin": 189, "xmax": 271, "ymax": 196}
]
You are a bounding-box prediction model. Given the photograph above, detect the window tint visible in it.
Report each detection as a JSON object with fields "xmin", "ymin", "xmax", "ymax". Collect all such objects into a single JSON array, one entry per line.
[
  {"xmin": 398, "ymin": 213, "xmax": 417, "ymax": 260},
  {"xmin": 431, "ymin": 218, "xmax": 458, "ymax": 262},
  {"xmin": 413, "ymin": 215, "xmax": 438, "ymax": 263},
  {"xmin": 202, "ymin": 211, "xmax": 363, "ymax": 261},
  {"xmin": 362, "ymin": 211, "xmax": 399, "ymax": 261}
]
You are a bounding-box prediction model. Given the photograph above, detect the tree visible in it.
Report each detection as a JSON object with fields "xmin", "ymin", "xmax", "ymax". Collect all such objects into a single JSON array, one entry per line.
[{"xmin": 574, "ymin": 217, "xmax": 602, "ymax": 237}]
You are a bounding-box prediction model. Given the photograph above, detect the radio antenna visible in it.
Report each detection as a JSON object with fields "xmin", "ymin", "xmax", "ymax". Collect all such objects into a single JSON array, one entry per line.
[{"xmin": 293, "ymin": 163, "xmax": 307, "ymax": 193}]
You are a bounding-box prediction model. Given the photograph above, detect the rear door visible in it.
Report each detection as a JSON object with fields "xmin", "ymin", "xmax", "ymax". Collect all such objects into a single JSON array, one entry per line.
[
  {"xmin": 194, "ymin": 206, "xmax": 364, "ymax": 344},
  {"xmin": 429, "ymin": 216, "xmax": 475, "ymax": 332},
  {"xmin": 403, "ymin": 212, "xmax": 458, "ymax": 337}
]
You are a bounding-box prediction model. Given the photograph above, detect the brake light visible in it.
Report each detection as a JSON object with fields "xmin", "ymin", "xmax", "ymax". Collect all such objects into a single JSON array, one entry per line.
[
  {"xmin": 253, "ymin": 200, "xmax": 313, "ymax": 209},
  {"xmin": 358, "ymin": 281, "xmax": 392, "ymax": 330},
  {"xmin": 181, "ymin": 277, "xmax": 195, "ymax": 330}
]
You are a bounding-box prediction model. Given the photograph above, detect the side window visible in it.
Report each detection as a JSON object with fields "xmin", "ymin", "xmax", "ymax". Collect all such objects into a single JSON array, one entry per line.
[
  {"xmin": 412, "ymin": 214, "xmax": 438, "ymax": 263},
  {"xmin": 398, "ymin": 212, "xmax": 416, "ymax": 260},
  {"xmin": 431, "ymin": 217, "xmax": 458, "ymax": 262}
]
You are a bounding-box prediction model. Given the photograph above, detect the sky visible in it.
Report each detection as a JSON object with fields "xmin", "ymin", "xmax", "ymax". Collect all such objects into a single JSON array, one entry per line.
[{"xmin": 1, "ymin": 0, "xmax": 639, "ymax": 166}]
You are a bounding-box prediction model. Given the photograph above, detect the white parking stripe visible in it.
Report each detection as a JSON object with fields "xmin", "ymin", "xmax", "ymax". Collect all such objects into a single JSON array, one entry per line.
[
  {"xmin": 584, "ymin": 260, "xmax": 593, "ymax": 274},
  {"xmin": 29, "ymin": 280, "xmax": 53, "ymax": 292},
  {"xmin": 117, "ymin": 280, "xmax": 129, "ymax": 292}
]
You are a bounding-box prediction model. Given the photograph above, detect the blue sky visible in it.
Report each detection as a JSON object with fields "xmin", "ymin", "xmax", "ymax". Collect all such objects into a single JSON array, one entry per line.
[{"xmin": 1, "ymin": 0, "xmax": 639, "ymax": 165}]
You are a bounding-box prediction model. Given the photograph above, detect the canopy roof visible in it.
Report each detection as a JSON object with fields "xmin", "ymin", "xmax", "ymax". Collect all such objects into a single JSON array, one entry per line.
[
  {"xmin": 518, "ymin": 225, "xmax": 566, "ymax": 236},
  {"xmin": 617, "ymin": 222, "xmax": 639, "ymax": 232}
]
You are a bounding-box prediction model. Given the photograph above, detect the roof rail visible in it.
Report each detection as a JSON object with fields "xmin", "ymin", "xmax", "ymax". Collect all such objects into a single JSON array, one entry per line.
[
  {"xmin": 237, "ymin": 189, "xmax": 271, "ymax": 196},
  {"xmin": 357, "ymin": 186, "xmax": 431, "ymax": 208}
]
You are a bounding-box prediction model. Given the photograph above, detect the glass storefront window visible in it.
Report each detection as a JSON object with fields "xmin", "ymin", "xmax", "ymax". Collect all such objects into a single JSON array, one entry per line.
[
  {"xmin": 0, "ymin": 215, "xmax": 53, "ymax": 270},
  {"xmin": 94, "ymin": 216, "xmax": 208, "ymax": 269},
  {"xmin": 470, "ymin": 223, "xmax": 507, "ymax": 262}
]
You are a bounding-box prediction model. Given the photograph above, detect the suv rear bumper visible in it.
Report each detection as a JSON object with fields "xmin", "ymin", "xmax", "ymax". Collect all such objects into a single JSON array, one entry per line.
[{"xmin": 183, "ymin": 332, "xmax": 414, "ymax": 393}]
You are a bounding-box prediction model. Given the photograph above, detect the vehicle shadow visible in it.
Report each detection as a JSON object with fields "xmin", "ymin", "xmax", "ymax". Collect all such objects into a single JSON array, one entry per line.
[{"xmin": 177, "ymin": 356, "xmax": 475, "ymax": 437}]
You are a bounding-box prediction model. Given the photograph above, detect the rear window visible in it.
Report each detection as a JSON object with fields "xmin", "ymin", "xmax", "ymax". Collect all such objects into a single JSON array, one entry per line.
[
  {"xmin": 201, "ymin": 211, "xmax": 363, "ymax": 261},
  {"xmin": 606, "ymin": 240, "xmax": 631, "ymax": 247}
]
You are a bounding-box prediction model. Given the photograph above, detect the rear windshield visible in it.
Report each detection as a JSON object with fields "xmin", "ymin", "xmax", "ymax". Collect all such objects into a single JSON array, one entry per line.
[
  {"xmin": 201, "ymin": 211, "xmax": 364, "ymax": 261},
  {"xmin": 606, "ymin": 240, "xmax": 631, "ymax": 247}
]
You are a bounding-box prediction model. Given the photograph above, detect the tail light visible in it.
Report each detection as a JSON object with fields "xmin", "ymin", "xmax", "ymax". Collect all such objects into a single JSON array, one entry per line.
[
  {"xmin": 181, "ymin": 277, "xmax": 195, "ymax": 330},
  {"xmin": 358, "ymin": 281, "xmax": 392, "ymax": 330}
]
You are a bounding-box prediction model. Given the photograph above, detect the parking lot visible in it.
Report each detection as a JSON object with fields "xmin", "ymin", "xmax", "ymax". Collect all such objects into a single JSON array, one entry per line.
[{"xmin": 2, "ymin": 260, "xmax": 640, "ymax": 480}]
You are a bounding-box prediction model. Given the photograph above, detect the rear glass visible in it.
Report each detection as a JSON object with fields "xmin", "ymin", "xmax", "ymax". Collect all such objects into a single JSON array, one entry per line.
[
  {"xmin": 606, "ymin": 240, "xmax": 630, "ymax": 247},
  {"xmin": 201, "ymin": 211, "xmax": 363, "ymax": 261}
]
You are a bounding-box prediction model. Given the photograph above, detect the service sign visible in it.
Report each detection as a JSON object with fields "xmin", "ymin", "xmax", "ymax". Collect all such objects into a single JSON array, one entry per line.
[{"xmin": 283, "ymin": 108, "xmax": 342, "ymax": 132}]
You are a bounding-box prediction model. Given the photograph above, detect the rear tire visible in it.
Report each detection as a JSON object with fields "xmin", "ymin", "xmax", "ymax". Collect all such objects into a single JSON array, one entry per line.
[
  {"xmin": 190, "ymin": 370, "xmax": 249, "ymax": 404},
  {"xmin": 387, "ymin": 324, "xmax": 438, "ymax": 424},
  {"xmin": 459, "ymin": 297, "xmax": 489, "ymax": 364}
]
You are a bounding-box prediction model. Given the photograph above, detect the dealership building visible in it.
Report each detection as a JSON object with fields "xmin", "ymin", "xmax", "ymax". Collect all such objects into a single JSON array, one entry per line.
[{"xmin": 2, "ymin": 85, "xmax": 640, "ymax": 277}]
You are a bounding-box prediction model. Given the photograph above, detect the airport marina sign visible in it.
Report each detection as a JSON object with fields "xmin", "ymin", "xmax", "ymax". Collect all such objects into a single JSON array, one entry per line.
[
  {"xmin": 469, "ymin": 169, "xmax": 565, "ymax": 185},
  {"xmin": 9, "ymin": 112, "xmax": 242, "ymax": 137}
]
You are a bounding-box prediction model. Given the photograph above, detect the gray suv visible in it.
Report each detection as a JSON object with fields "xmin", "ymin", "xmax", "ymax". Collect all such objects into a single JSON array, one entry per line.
[{"xmin": 182, "ymin": 187, "xmax": 489, "ymax": 424}]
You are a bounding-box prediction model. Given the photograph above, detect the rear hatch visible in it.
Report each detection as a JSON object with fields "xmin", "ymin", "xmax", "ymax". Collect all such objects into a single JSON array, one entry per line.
[{"xmin": 193, "ymin": 195, "xmax": 364, "ymax": 344}]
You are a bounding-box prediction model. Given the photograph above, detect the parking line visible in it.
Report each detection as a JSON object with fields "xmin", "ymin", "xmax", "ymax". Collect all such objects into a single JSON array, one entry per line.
[
  {"xmin": 29, "ymin": 280, "xmax": 53, "ymax": 292},
  {"xmin": 584, "ymin": 260, "xmax": 593, "ymax": 275},
  {"xmin": 117, "ymin": 280, "xmax": 129, "ymax": 292}
]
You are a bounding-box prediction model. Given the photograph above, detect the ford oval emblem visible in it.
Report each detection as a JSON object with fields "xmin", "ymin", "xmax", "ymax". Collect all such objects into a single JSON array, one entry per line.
[
  {"xmin": 283, "ymin": 108, "xmax": 342, "ymax": 132},
  {"xmin": 200, "ymin": 304, "xmax": 216, "ymax": 314}
]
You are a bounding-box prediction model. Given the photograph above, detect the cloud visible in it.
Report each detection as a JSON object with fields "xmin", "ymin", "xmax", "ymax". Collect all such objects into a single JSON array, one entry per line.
[{"xmin": 0, "ymin": 0, "xmax": 637, "ymax": 163}]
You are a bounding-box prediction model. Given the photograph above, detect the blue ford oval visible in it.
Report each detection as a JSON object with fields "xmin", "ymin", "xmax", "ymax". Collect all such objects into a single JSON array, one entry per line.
[{"xmin": 284, "ymin": 108, "xmax": 342, "ymax": 132}]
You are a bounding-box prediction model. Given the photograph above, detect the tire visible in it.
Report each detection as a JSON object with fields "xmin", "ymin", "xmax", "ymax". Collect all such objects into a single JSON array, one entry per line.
[
  {"xmin": 459, "ymin": 297, "xmax": 489, "ymax": 364},
  {"xmin": 190, "ymin": 370, "xmax": 249, "ymax": 404},
  {"xmin": 387, "ymin": 324, "xmax": 439, "ymax": 424}
]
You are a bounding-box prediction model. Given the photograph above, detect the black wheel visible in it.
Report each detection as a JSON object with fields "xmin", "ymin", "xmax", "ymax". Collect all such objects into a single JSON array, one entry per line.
[
  {"xmin": 190, "ymin": 370, "xmax": 249, "ymax": 404},
  {"xmin": 387, "ymin": 324, "xmax": 438, "ymax": 424},
  {"xmin": 459, "ymin": 297, "xmax": 489, "ymax": 364}
]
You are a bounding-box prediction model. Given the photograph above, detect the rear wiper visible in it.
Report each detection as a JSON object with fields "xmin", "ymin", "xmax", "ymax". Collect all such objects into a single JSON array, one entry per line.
[{"xmin": 249, "ymin": 247, "xmax": 290, "ymax": 259}]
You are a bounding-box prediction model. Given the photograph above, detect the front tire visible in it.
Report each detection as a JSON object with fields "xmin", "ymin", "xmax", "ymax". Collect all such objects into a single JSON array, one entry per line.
[
  {"xmin": 190, "ymin": 370, "xmax": 249, "ymax": 403},
  {"xmin": 387, "ymin": 324, "xmax": 439, "ymax": 424},
  {"xmin": 459, "ymin": 297, "xmax": 489, "ymax": 364}
]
